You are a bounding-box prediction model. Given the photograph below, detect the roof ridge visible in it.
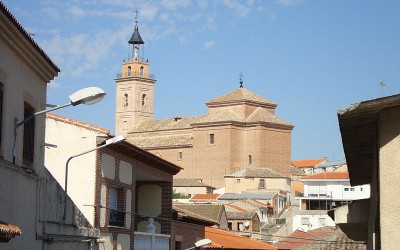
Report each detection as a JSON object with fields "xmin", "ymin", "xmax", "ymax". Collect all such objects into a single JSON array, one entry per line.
[{"xmin": 46, "ymin": 113, "xmax": 110, "ymax": 134}]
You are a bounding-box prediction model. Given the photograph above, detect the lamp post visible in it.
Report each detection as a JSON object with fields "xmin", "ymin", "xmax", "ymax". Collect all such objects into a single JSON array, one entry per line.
[
  {"xmin": 185, "ymin": 239, "xmax": 212, "ymax": 250},
  {"xmin": 13, "ymin": 87, "xmax": 106, "ymax": 163},
  {"xmin": 63, "ymin": 135, "xmax": 125, "ymax": 221}
]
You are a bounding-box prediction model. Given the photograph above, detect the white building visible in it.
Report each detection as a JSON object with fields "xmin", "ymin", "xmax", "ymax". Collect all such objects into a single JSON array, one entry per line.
[{"xmin": 298, "ymin": 171, "xmax": 370, "ymax": 210}]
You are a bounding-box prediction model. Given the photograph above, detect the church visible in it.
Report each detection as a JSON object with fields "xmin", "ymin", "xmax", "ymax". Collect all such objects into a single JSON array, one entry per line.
[{"xmin": 114, "ymin": 18, "xmax": 294, "ymax": 188}]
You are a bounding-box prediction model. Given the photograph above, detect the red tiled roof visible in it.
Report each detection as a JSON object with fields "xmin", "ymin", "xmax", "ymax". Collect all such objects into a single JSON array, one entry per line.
[
  {"xmin": 292, "ymin": 158, "xmax": 326, "ymax": 168},
  {"xmin": 302, "ymin": 172, "xmax": 349, "ymax": 180},
  {"xmin": 205, "ymin": 227, "xmax": 277, "ymax": 249},
  {"xmin": 278, "ymin": 228, "xmax": 332, "ymax": 249},
  {"xmin": 225, "ymin": 204, "xmax": 249, "ymax": 212},
  {"xmin": 0, "ymin": 221, "xmax": 22, "ymax": 242},
  {"xmin": 47, "ymin": 113, "xmax": 110, "ymax": 134},
  {"xmin": 190, "ymin": 194, "xmax": 220, "ymax": 201}
]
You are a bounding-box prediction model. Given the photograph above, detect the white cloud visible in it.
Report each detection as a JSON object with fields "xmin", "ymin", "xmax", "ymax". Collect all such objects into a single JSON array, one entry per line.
[
  {"xmin": 48, "ymin": 80, "xmax": 61, "ymax": 89},
  {"xmin": 277, "ymin": 0, "xmax": 304, "ymax": 6},
  {"xmin": 160, "ymin": 0, "xmax": 190, "ymax": 10},
  {"xmin": 222, "ymin": 0, "xmax": 253, "ymax": 17},
  {"xmin": 203, "ymin": 40, "xmax": 216, "ymax": 50},
  {"xmin": 41, "ymin": 7, "xmax": 61, "ymax": 19},
  {"xmin": 67, "ymin": 5, "xmax": 86, "ymax": 20}
]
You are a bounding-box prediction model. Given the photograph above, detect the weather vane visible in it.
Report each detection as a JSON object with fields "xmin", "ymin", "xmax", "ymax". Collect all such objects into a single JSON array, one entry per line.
[
  {"xmin": 239, "ymin": 72, "xmax": 244, "ymax": 88},
  {"xmin": 379, "ymin": 80, "xmax": 387, "ymax": 97}
]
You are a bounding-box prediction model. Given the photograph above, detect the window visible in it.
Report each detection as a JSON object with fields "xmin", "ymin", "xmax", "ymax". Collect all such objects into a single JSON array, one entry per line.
[
  {"xmin": 209, "ymin": 133, "xmax": 215, "ymax": 144},
  {"xmin": 248, "ymin": 155, "xmax": 252, "ymax": 165},
  {"xmin": 140, "ymin": 66, "xmax": 144, "ymax": 76},
  {"xmin": 109, "ymin": 187, "xmax": 125, "ymax": 227},
  {"xmin": 301, "ymin": 217, "xmax": 310, "ymax": 225},
  {"xmin": 127, "ymin": 66, "xmax": 131, "ymax": 76},
  {"xmin": 141, "ymin": 94, "xmax": 147, "ymax": 108},
  {"xmin": 236, "ymin": 178, "xmax": 241, "ymax": 183},
  {"xmin": 344, "ymin": 187, "xmax": 349, "ymax": 191},
  {"xmin": 178, "ymin": 151, "xmax": 183, "ymax": 160},
  {"xmin": 309, "ymin": 194, "xmax": 318, "ymax": 197},
  {"xmin": 259, "ymin": 179, "xmax": 265, "ymax": 189},
  {"xmin": 228, "ymin": 222, "xmax": 232, "ymax": 230},
  {"xmin": 318, "ymin": 218, "xmax": 326, "ymax": 227},
  {"xmin": 350, "ymin": 187, "xmax": 355, "ymax": 191},
  {"xmin": 23, "ymin": 103, "xmax": 35, "ymax": 164},
  {"xmin": 360, "ymin": 187, "xmax": 363, "ymax": 191},
  {"xmin": 237, "ymin": 222, "xmax": 244, "ymax": 231}
]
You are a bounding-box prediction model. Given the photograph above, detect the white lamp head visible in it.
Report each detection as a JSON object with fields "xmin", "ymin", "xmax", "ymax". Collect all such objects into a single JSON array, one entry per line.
[
  {"xmin": 105, "ymin": 135, "xmax": 126, "ymax": 145},
  {"xmin": 69, "ymin": 87, "xmax": 106, "ymax": 106},
  {"xmin": 195, "ymin": 239, "xmax": 212, "ymax": 247}
]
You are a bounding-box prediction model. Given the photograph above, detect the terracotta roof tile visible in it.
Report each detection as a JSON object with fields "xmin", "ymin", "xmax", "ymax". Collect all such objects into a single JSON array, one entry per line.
[
  {"xmin": 278, "ymin": 226, "xmax": 366, "ymax": 250},
  {"xmin": 292, "ymin": 158, "xmax": 327, "ymax": 168},
  {"xmin": 226, "ymin": 211, "xmax": 257, "ymax": 220},
  {"xmin": 225, "ymin": 168, "xmax": 286, "ymax": 178},
  {"xmin": 128, "ymin": 134, "xmax": 193, "ymax": 148},
  {"xmin": 225, "ymin": 204, "xmax": 249, "ymax": 212},
  {"xmin": 205, "ymin": 227, "xmax": 277, "ymax": 249},
  {"xmin": 301, "ymin": 172, "xmax": 349, "ymax": 180},
  {"xmin": 246, "ymin": 107, "xmax": 293, "ymax": 127},
  {"xmin": 173, "ymin": 179, "xmax": 213, "ymax": 187},
  {"xmin": 173, "ymin": 204, "xmax": 224, "ymax": 224},
  {"xmin": 190, "ymin": 194, "xmax": 220, "ymax": 201},
  {"xmin": 206, "ymin": 88, "xmax": 277, "ymax": 107},
  {"xmin": 0, "ymin": 221, "xmax": 21, "ymax": 242},
  {"xmin": 46, "ymin": 113, "xmax": 110, "ymax": 134}
]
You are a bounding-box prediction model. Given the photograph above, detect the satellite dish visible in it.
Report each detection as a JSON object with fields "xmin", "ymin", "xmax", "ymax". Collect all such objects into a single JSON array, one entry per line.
[{"xmin": 244, "ymin": 221, "xmax": 250, "ymax": 227}]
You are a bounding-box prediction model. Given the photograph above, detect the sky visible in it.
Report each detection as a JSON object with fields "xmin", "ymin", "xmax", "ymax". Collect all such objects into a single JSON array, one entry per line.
[{"xmin": 3, "ymin": 0, "xmax": 400, "ymax": 161}]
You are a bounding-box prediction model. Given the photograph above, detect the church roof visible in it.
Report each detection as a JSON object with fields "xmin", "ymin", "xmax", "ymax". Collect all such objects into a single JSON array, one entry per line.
[
  {"xmin": 225, "ymin": 168, "xmax": 287, "ymax": 178},
  {"xmin": 132, "ymin": 116, "xmax": 203, "ymax": 132},
  {"xmin": 128, "ymin": 134, "xmax": 193, "ymax": 148},
  {"xmin": 246, "ymin": 108, "xmax": 293, "ymax": 126},
  {"xmin": 206, "ymin": 88, "xmax": 277, "ymax": 107}
]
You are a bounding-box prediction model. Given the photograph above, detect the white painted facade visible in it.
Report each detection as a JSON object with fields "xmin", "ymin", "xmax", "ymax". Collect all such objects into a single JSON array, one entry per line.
[
  {"xmin": 292, "ymin": 211, "xmax": 336, "ymax": 232},
  {"xmin": 302, "ymin": 179, "xmax": 370, "ymax": 201},
  {"xmin": 0, "ymin": 2, "xmax": 99, "ymax": 249}
]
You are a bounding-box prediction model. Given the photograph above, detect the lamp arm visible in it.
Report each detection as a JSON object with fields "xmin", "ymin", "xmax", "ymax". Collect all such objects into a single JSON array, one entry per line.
[
  {"xmin": 15, "ymin": 102, "xmax": 72, "ymax": 129},
  {"xmin": 63, "ymin": 143, "xmax": 109, "ymax": 221}
]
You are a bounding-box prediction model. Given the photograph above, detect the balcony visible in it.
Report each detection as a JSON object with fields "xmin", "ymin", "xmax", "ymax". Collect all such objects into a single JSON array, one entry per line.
[
  {"xmin": 109, "ymin": 209, "xmax": 125, "ymax": 227},
  {"xmin": 134, "ymin": 218, "xmax": 170, "ymax": 250}
]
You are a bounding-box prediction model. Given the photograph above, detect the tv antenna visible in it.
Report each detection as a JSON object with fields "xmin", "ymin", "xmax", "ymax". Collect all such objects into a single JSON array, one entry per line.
[{"xmin": 378, "ymin": 80, "xmax": 387, "ymax": 97}]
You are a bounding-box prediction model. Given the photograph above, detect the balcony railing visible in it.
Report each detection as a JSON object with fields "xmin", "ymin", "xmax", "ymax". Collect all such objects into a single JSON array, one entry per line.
[
  {"xmin": 115, "ymin": 73, "xmax": 156, "ymax": 79},
  {"xmin": 109, "ymin": 209, "xmax": 125, "ymax": 227},
  {"xmin": 134, "ymin": 218, "xmax": 170, "ymax": 250}
]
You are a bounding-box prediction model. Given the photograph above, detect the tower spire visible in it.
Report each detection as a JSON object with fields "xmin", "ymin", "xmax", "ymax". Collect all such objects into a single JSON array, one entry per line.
[{"xmin": 128, "ymin": 9, "xmax": 144, "ymax": 61}]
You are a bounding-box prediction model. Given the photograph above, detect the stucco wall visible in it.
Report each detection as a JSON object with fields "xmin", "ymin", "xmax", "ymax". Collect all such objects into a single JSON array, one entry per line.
[
  {"xmin": 379, "ymin": 106, "xmax": 400, "ymax": 249},
  {"xmin": 45, "ymin": 118, "xmax": 101, "ymax": 224}
]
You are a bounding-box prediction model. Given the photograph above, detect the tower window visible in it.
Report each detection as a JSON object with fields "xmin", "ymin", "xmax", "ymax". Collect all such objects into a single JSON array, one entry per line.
[
  {"xmin": 124, "ymin": 93, "xmax": 128, "ymax": 108},
  {"xmin": 141, "ymin": 94, "xmax": 147, "ymax": 109},
  {"xmin": 140, "ymin": 66, "xmax": 144, "ymax": 76},
  {"xmin": 127, "ymin": 66, "xmax": 132, "ymax": 76},
  {"xmin": 209, "ymin": 133, "xmax": 215, "ymax": 144},
  {"xmin": 248, "ymin": 155, "xmax": 252, "ymax": 165}
]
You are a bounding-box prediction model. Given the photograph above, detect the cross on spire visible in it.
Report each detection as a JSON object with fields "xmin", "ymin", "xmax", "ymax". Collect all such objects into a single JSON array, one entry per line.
[
  {"xmin": 239, "ymin": 73, "xmax": 244, "ymax": 88},
  {"xmin": 134, "ymin": 9, "xmax": 139, "ymax": 23}
]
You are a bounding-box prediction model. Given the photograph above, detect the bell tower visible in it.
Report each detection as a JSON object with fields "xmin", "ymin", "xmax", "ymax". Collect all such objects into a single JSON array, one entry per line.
[{"xmin": 115, "ymin": 11, "xmax": 156, "ymax": 136}]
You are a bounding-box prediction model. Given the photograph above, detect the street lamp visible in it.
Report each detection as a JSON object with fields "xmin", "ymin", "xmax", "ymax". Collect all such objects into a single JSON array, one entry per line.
[
  {"xmin": 63, "ymin": 135, "xmax": 126, "ymax": 221},
  {"xmin": 13, "ymin": 87, "xmax": 106, "ymax": 163},
  {"xmin": 185, "ymin": 239, "xmax": 212, "ymax": 250}
]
